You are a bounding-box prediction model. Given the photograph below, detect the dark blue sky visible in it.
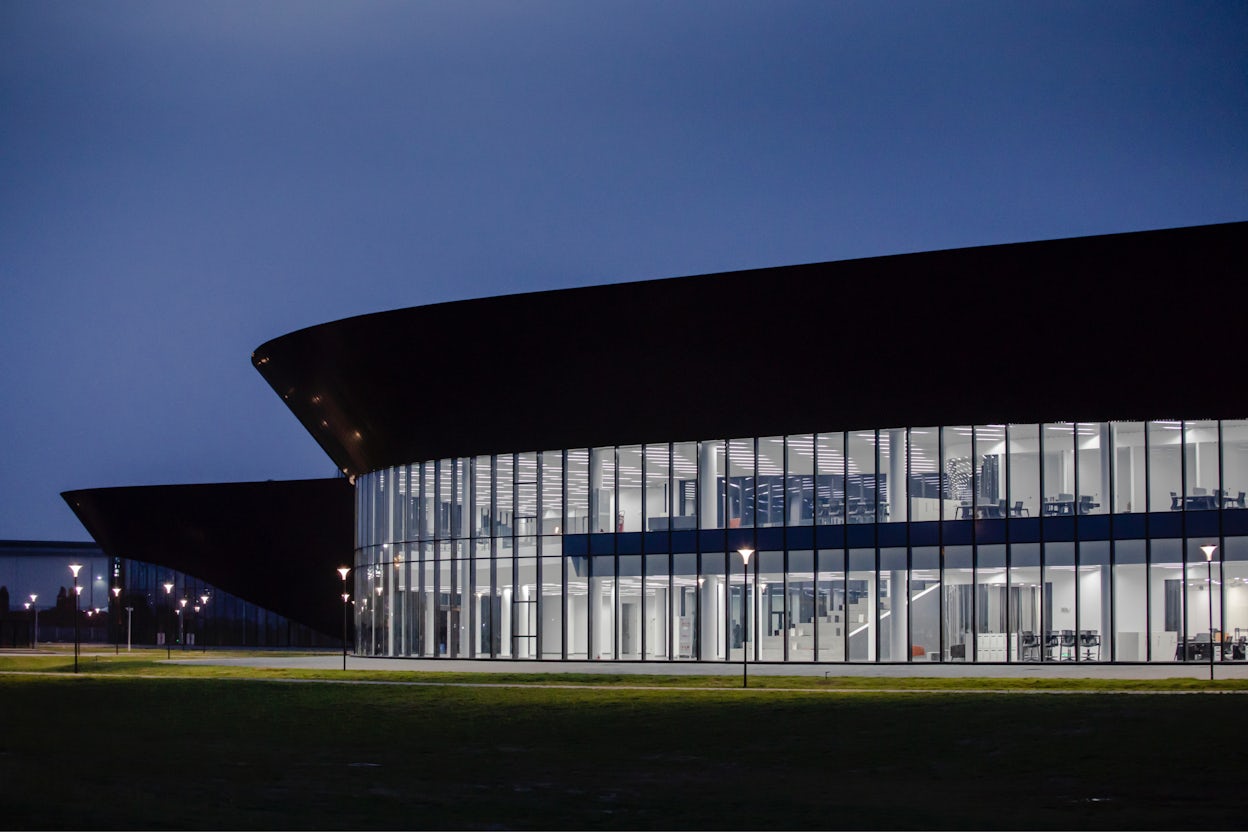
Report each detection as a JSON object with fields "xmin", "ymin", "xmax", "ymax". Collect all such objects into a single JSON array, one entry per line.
[{"xmin": 2, "ymin": 1, "xmax": 1245, "ymax": 541}]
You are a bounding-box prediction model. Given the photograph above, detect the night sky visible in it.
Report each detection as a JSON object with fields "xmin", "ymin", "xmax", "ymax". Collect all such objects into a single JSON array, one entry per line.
[{"xmin": 2, "ymin": 2, "xmax": 1246, "ymax": 541}]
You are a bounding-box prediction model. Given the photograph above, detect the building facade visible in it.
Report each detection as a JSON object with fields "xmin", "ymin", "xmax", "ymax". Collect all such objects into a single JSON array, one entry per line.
[
  {"xmin": 245, "ymin": 220, "xmax": 1248, "ymax": 664},
  {"xmin": 350, "ymin": 421, "xmax": 1248, "ymax": 663}
]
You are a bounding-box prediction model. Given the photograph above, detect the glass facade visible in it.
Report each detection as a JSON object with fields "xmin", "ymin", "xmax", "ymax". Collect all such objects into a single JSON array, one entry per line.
[{"xmin": 352, "ymin": 419, "xmax": 1248, "ymax": 663}]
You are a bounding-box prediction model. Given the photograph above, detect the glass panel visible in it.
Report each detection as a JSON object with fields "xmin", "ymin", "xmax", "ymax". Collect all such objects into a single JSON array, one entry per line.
[
  {"xmin": 1075, "ymin": 423, "xmax": 1109, "ymax": 516},
  {"xmin": 847, "ymin": 548, "xmax": 875, "ymax": 661},
  {"xmin": 1077, "ymin": 541, "xmax": 1109, "ymax": 660},
  {"xmin": 435, "ymin": 460, "xmax": 452, "ymax": 539},
  {"xmin": 566, "ymin": 449, "xmax": 589, "ymax": 534},
  {"xmin": 727, "ymin": 438, "xmax": 755, "ymax": 529},
  {"xmin": 909, "ymin": 428, "xmax": 942, "ymax": 521},
  {"xmin": 590, "ymin": 447, "xmax": 616, "ymax": 534},
  {"xmin": 419, "ymin": 462, "xmax": 434, "ymax": 540},
  {"xmin": 1223, "ymin": 421, "xmax": 1248, "ymax": 511},
  {"xmin": 455, "ymin": 550, "xmax": 471, "ymax": 657},
  {"xmin": 1043, "ymin": 542, "xmax": 1075, "ymax": 661},
  {"xmin": 672, "ymin": 442, "xmax": 698, "ymax": 531},
  {"xmin": 644, "ymin": 553, "xmax": 670, "ymax": 660},
  {"xmin": 565, "ymin": 555, "xmax": 588, "ymax": 659},
  {"xmin": 786, "ymin": 434, "xmax": 814, "ymax": 527},
  {"xmin": 540, "ymin": 450, "xmax": 563, "ymax": 535},
  {"xmin": 493, "ymin": 553, "xmax": 512, "ymax": 658},
  {"xmin": 516, "ymin": 452, "xmax": 538, "ymax": 538},
  {"xmin": 1111, "ymin": 422, "xmax": 1146, "ymax": 513},
  {"xmin": 435, "ymin": 544, "xmax": 453, "ymax": 655},
  {"xmin": 1041, "ymin": 423, "xmax": 1075, "ymax": 517},
  {"xmin": 513, "ymin": 557, "xmax": 537, "ymax": 659},
  {"xmin": 846, "ymin": 431, "xmax": 876, "ymax": 524},
  {"xmin": 591, "ymin": 555, "xmax": 615, "ymax": 659},
  {"xmin": 910, "ymin": 547, "xmax": 940, "ymax": 661},
  {"xmin": 757, "ymin": 551, "xmax": 784, "ymax": 660},
  {"xmin": 617, "ymin": 446, "xmax": 642, "ymax": 533},
  {"xmin": 1149, "ymin": 538, "xmax": 1183, "ymax": 661},
  {"xmin": 1185, "ymin": 420, "xmax": 1220, "ymax": 510},
  {"xmin": 976, "ymin": 545, "xmax": 1008, "ymax": 661},
  {"xmin": 1223, "ymin": 538, "xmax": 1248, "ymax": 653},
  {"xmin": 473, "ymin": 456, "xmax": 492, "ymax": 538},
  {"xmin": 879, "ymin": 429, "xmax": 906, "ymax": 523},
  {"xmin": 495, "ymin": 454, "xmax": 514, "ymax": 537},
  {"xmin": 420, "ymin": 545, "xmax": 435, "ymax": 656},
  {"xmin": 815, "ymin": 549, "xmax": 845, "ymax": 661},
  {"xmin": 391, "ymin": 466, "xmax": 408, "ymax": 544},
  {"xmin": 618, "ymin": 555, "xmax": 642, "ymax": 659},
  {"xmin": 1113, "ymin": 540, "xmax": 1147, "ymax": 660},
  {"xmin": 975, "ymin": 425, "xmax": 1007, "ymax": 519},
  {"xmin": 540, "ymin": 553, "xmax": 562, "ymax": 659},
  {"xmin": 1008, "ymin": 424, "xmax": 1040, "ymax": 519},
  {"xmin": 879, "ymin": 547, "xmax": 906, "ymax": 661},
  {"xmin": 728, "ymin": 549, "xmax": 751, "ymax": 661},
  {"xmin": 944, "ymin": 427, "xmax": 974, "ymax": 520},
  {"xmin": 1185, "ymin": 538, "xmax": 1222, "ymax": 662},
  {"xmin": 944, "ymin": 546, "xmax": 973, "ymax": 661},
  {"xmin": 1149, "ymin": 420, "xmax": 1183, "ymax": 512},
  {"xmin": 816, "ymin": 432, "xmax": 846, "ymax": 524},
  {"xmin": 474, "ymin": 543, "xmax": 492, "ymax": 658},
  {"xmin": 699, "ymin": 552, "xmax": 726, "ymax": 661},
  {"xmin": 454, "ymin": 458, "xmax": 470, "ymax": 538},
  {"xmin": 699, "ymin": 440, "xmax": 725, "ymax": 529},
  {"xmin": 788, "ymin": 550, "xmax": 815, "ymax": 661},
  {"xmin": 672, "ymin": 553, "xmax": 698, "ymax": 660},
  {"xmin": 1010, "ymin": 543, "xmax": 1041, "ymax": 661},
  {"xmin": 757, "ymin": 436, "xmax": 785, "ymax": 528},
  {"xmin": 644, "ymin": 444, "xmax": 671, "ymax": 532}
]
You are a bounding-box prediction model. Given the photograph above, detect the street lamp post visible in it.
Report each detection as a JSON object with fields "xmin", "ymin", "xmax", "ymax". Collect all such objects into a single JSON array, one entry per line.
[
  {"xmin": 29, "ymin": 594, "xmax": 37, "ymax": 649},
  {"xmin": 1201, "ymin": 544, "xmax": 1218, "ymax": 682},
  {"xmin": 738, "ymin": 547, "xmax": 754, "ymax": 689},
  {"xmin": 111, "ymin": 586, "xmax": 122, "ymax": 654},
  {"xmin": 179, "ymin": 598, "xmax": 188, "ymax": 650},
  {"xmin": 338, "ymin": 566, "xmax": 351, "ymax": 671},
  {"xmin": 68, "ymin": 563, "xmax": 83, "ymax": 673},
  {"xmin": 200, "ymin": 594, "xmax": 210, "ymax": 652},
  {"xmin": 125, "ymin": 606, "xmax": 133, "ymax": 652},
  {"xmin": 163, "ymin": 582, "xmax": 174, "ymax": 658}
]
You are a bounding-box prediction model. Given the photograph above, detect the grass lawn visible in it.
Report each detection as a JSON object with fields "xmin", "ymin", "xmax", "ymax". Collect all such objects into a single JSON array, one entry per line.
[{"xmin": 1, "ymin": 657, "xmax": 1246, "ymax": 829}]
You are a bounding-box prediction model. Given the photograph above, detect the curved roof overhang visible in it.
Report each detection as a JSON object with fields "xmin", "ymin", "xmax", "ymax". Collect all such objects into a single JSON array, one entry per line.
[
  {"xmin": 253, "ymin": 222, "xmax": 1248, "ymax": 476},
  {"xmin": 62, "ymin": 479, "xmax": 353, "ymax": 637}
]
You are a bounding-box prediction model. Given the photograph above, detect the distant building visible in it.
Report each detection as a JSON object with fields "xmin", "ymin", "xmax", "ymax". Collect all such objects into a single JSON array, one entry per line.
[{"xmin": 0, "ymin": 539, "xmax": 334, "ymax": 648}]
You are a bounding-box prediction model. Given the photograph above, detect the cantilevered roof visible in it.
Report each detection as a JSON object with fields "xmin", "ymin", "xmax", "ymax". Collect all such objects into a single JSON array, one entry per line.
[
  {"xmin": 253, "ymin": 222, "xmax": 1247, "ymax": 475},
  {"xmin": 62, "ymin": 478, "xmax": 353, "ymax": 637}
]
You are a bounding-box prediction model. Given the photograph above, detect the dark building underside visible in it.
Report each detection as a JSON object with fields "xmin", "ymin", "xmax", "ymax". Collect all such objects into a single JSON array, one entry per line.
[{"xmin": 62, "ymin": 479, "xmax": 353, "ymax": 638}]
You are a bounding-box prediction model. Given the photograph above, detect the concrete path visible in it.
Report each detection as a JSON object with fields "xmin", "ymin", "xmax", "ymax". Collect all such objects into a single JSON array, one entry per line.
[{"xmin": 165, "ymin": 652, "xmax": 1248, "ymax": 680}]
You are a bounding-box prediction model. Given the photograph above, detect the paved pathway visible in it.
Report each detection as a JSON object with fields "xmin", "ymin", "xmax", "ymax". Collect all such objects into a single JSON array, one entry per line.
[{"xmin": 165, "ymin": 652, "xmax": 1248, "ymax": 680}]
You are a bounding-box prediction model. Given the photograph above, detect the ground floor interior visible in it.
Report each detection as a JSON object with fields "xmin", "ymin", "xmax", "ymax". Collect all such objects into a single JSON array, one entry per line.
[{"xmin": 351, "ymin": 535, "xmax": 1248, "ymax": 664}]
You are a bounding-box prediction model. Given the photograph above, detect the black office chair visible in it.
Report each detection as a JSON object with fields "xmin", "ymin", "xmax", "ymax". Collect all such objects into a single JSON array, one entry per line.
[
  {"xmin": 1020, "ymin": 630, "xmax": 1040, "ymax": 661},
  {"xmin": 1170, "ymin": 491, "xmax": 1183, "ymax": 511},
  {"xmin": 1079, "ymin": 629, "xmax": 1101, "ymax": 661},
  {"xmin": 1060, "ymin": 629, "xmax": 1078, "ymax": 661},
  {"xmin": 1044, "ymin": 631, "xmax": 1060, "ymax": 661},
  {"xmin": 1077, "ymin": 495, "xmax": 1095, "ymax": 515},
  {"xmin": 1012, "ymin": 500, "xmax": 1029, "ymax": 517}
]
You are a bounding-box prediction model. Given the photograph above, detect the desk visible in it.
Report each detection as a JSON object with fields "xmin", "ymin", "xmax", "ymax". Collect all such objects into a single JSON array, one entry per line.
[
  {"xmin": 956, "ymin": 504, "xmax": 1005, "ymax": 520},
  {"xmin": 1182, "ymin": 495, "xmax": 1219, "ymax": 511},
  {"xmin": 1177, "ymin": 638, "xmax": 1248, "ymax": 661},
  {"xmin": 1042, "ymin": 499, "xmax": 1100, "ymax": 516}
]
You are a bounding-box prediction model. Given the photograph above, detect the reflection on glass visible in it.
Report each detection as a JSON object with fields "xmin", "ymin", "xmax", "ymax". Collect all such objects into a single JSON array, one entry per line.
[
  {"xmin": 786, "ymin": 435, "xmax": 814, "ymax": 527},
  {"xmin": 758, "ymin": 436, "xmax": 785, "ymax": 528}
]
